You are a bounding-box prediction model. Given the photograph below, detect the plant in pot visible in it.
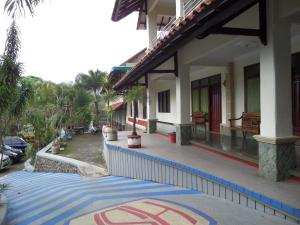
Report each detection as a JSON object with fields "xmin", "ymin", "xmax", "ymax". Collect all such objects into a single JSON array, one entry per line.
[
  {"xmin": 104, "ymin": 105, "xmax": 118, "ymax": 141},
  {"xmin": 51, "ymin": 138, "xmax": 60, "ymax": 154},
  {"xmin": 102, "ymin": 88, "xmax": 118, "ymax": 141},
  {"xmin": 124, "ymin": 86, "xmax": 145, "ymax": 148}
]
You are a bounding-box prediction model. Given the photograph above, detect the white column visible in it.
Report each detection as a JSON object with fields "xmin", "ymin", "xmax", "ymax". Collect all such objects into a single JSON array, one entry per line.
[
  {"xmin": 147, "ymin": 79, "xmax": 156, "ymax": 120},
  {"xmin": 260, "ymin": 1, "xmax": 293, "ymax": 138},
  {"xmin": 175, "ymin": 51, "xmax": 191, "ymax": 125},
  {"xmin": 147, "ymin": 9, "xmax": 157, "ymax": 50},
  {"xmin": 176, "ymin": 0, "xmax": 184, "ymax": 19}
]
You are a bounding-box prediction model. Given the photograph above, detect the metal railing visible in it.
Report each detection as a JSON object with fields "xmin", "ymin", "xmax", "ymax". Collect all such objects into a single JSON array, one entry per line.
[
  {"xmin": 151, "ymin": 0, "xmax": 205, "ymax": 48},
  {"xmin": 184, "ymin": 0, "xmax": 204, "ymax": 16}
]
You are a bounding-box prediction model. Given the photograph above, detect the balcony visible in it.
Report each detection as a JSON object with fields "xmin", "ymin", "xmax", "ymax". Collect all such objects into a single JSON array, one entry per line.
[{"xmin": 151, "ymin": 0, "xmax": 205, "ymax": 47}]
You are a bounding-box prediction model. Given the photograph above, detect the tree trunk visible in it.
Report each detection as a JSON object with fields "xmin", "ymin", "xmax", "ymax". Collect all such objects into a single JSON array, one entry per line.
[
  {"xmin": 0, "ymin": 133, "xmax": 4, "ymax": 169},
  {"xmin": 94, "ymin": 91, "xmax": 99, "ymax": 127},
  {"xmin": 132, "ymin": 101, "xmax": 137, "ymax": 136}
]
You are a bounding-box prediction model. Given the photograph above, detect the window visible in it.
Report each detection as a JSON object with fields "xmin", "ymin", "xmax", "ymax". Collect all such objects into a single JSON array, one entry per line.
[
  {"xmin": 191, "ymin": 75, "xmax": 220, "ymax": 113},
  {"xmin": 158, "ymin": 90, "xmax": 170, "ymax": 113},
  {"xmin": 244, "ymin": 64, "xmax": 260, "ymax": 112}
]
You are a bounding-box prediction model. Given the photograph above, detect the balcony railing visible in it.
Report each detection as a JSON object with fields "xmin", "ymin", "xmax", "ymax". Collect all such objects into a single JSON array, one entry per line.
[
  {"xmin": 151, "ymin": 0, "xmax": 205, "ymax": 48},
  {"xmin": 184, "ymin": 0, "xmax": 204, "ymax": 16}
]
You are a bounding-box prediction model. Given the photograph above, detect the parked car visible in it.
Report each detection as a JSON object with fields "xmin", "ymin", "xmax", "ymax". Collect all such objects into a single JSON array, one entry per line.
[
  {"xmin": 3, "ymin": 136, "xmax": 27, "ymax": 153},
  {"xmin": 0, "ymin": 153, "xmax": 11, "ymax": 170},
  {"xmin": 0, "ymin": 144, "xmax": 24, "ymax": 163}
]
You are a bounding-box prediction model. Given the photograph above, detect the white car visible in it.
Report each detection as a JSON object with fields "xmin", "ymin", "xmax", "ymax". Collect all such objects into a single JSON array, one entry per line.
[{"xmin": 0, "ymin": 154, "xmax": 11, "ymax": 170}]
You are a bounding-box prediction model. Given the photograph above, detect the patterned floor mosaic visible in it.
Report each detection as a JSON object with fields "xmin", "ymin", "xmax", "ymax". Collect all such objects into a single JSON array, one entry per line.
[
  {"xmin": 0, "ymin": 171, "xmax": 296, "ymax": 225},
  {"xmin": 1, "ymin": 172, "xmax": 207, "ymax": 225}
]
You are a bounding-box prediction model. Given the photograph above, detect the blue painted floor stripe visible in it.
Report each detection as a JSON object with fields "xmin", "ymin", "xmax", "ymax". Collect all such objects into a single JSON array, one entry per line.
[
  {"xmin": 8, "ymin": 183, "xmax": 172, "ymax": 221},
  {"xmin": 7, "ymin": 176, "xmax": 127, "ymax": 202},
  {"xmin": 8, "ymin": 180, "xmax": 162, "ymax": 216},
  {"xmin": 4, "ymin": 172, "xmax": 202, "ymax": 225},
  {"xmin": 7, "ymin": 176, "xmax": 127, "ymax": 203}
]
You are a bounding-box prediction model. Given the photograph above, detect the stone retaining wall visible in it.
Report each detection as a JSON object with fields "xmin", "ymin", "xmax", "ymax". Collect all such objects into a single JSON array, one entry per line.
[
  {"xmin": 34, "ymin": 141, "xmax": 107, "ymax": 177},
  {"xmin": 34, "ymin": 156, "xmax": 78, "ymax": 174}
]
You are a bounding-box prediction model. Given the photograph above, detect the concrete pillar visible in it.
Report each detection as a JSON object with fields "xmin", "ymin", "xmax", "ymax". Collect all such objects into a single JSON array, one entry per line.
[
  {"xmin": 147, "ymin": 80, "xmax": 157, "ymax": 133},
  {"xmin": 176, "ymin": 0, "xmax": 184, "ymax": 19},
  {"xmin": 175, "ymin": 51, "xmax": 192, "ymax": 145},
  {"xmin": 255, "ymin": 0, "xmax": 297, "ymax": 181},
  {"xmin": 221, "ymin": 63, "xmax": 235, "ymax": 136},
  {"xmin": 147, "ymin": 9, "xmax": 157, "ymax": 50}
]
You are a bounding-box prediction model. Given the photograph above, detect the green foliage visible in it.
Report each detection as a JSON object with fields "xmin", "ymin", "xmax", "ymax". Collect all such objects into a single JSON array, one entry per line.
[
  {"xmin": 76, "ymin": 70, "xmax": 107, "ymax": 125},
  {"xmin": 124, "ymin": 86, "xmax": 145, "ymax": 135},
  {"xmin": 124, "ymin": 86, "xmax": 145, "ymax": 104},
  {"xmin": 0, "ymin": 183, "xmax": 9, "ymax": 193},
  {"xmin": 5, "ymin": 0, "xmax": 42, "ymax": 18}
]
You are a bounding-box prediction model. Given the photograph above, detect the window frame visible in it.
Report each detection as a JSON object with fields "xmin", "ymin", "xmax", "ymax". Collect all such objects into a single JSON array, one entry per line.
[{"xmin": 158, "ymin": 90, "xmax": 171, "ymax": 113}]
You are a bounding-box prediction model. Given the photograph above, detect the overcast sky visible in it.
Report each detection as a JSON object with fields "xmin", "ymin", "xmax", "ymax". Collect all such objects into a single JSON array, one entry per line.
[{"xmin": 0, "ymin": 0, "xmax": 147, "ymax": 83}]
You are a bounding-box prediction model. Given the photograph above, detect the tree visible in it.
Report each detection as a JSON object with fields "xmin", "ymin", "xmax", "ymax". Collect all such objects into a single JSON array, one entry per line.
[
  {"xmin": 4, "ymin": 0, "xmax": 42, "ymax": 18},
  {"xmin": 124, "ymin": 86, "xmax": 145, "ymax": 136},
  {"xmin": 76, "ymin": 70, "xmax": 106, "ymax": 126},
  {"xmin": 0, "ymin": 21, "xmax": 31, "ymax": 168}
]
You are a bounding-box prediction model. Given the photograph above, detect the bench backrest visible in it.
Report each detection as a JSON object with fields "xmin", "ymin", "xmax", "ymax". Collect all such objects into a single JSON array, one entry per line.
[
  {"xmin": 192, "ymin": 112, "xmax": 206, "ymax": 124},
  {"xmin": 242, "ymin": 112, "xmax": 260, "ymax": 129}
]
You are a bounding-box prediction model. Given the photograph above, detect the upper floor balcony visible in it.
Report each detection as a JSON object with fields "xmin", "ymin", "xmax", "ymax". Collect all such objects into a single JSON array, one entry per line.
[{"xmin": 151, "ymin": 0, "xmax": 207, "ymax": 48}]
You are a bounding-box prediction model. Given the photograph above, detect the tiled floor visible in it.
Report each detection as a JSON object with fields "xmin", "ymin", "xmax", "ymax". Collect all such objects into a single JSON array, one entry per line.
[
  {"xmin": 1, "ymin": 171, "xmax": 296, "ymax": 225},
  {"xmin": 108, "ymin": 131, "xmax": 300, "ymax": 209},
  {"xmin": 192, "ymin": 130, "xmax": 258, "ymax": 161}
]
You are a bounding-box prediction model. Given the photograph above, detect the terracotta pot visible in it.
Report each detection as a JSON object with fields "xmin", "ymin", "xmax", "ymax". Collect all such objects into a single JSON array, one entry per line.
[{"xmin": 128, "ymin": 135, "xmax": 141, "ymax": 148}]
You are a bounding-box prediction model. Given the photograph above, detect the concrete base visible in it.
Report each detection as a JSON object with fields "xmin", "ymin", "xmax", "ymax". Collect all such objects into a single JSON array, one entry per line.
[
  {"xmin": 147, "ymin": 119, "xmax": 157, "ymax": 134},
  {"xmin": 176, "ymin": 124, "xmax": 192, "ymax": 145},
  {"xmin": 220, "ymin": 124, "xmax": 232, "ymax": 136},
  {"xmin": 254, "ymin": 136, "xmax": 297, "ymax": 181}
]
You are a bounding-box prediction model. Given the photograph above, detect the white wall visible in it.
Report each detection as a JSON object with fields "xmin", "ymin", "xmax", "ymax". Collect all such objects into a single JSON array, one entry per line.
[{"xmin": 155, "ymin": 79, "xmax": 177, "ymax": 124}]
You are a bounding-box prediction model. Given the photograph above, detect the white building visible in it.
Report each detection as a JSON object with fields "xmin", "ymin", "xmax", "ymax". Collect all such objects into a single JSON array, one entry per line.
[{"xmin": 111, "ymin": 0, "xmax": 300, "ymax": 181}]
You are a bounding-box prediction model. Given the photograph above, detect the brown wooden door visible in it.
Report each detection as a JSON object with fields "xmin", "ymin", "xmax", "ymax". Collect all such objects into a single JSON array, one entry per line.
[
  {"xmin": 292, "ymin": 72, "xmax": 300, "ymax": 136},
  {"xmin": 209, "ymin": 83, "xmax": 222, "ymax": 132}
]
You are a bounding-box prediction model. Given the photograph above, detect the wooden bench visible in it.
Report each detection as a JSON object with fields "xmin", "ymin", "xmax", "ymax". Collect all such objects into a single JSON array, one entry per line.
[
  {"xmin": 191, "ymin": 112, "xmax": 207, "ymax": 134},
  {"xmin": 228, "ymin": 112, "xmax": 260, "ymax": 138}
]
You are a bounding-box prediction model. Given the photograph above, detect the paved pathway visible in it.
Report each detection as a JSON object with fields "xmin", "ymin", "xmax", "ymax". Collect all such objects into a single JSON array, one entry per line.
[
  {"xmin": 0, "ymin": 159, "xmax": 25, "ymax": 177},
  {"xmin": 0, "ymin": 171, "xmax": 296, "ymax": 225}
]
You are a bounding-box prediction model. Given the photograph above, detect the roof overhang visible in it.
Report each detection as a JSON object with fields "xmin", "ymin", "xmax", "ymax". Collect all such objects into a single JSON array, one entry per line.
[
  {"xmin": 112, "ymin": 0, "xmax": 144, "ymax": 22},
  {"xmin": 113, "ymin": 0, "xmax": 266, "ymax": 91}
]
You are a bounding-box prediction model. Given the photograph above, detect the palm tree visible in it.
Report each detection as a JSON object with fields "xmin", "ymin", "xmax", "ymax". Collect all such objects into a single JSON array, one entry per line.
[
  {"xmin": 124, "ymin": 86, "xmax": 145, "ymax": 136},
  {"xmin": 0, "ymin": 21, "xmax": 31, "ymax": 168},
  {"xmin": 102, "ymin": 88, "xmax": 117, "ymax": 126},
  {"xmin": 4, "ymin": 0, "xmax": 42, "ymax": 18},
  {"xmin": 76, "ymin": 70, "xmax": 106, "ymax": 126}
]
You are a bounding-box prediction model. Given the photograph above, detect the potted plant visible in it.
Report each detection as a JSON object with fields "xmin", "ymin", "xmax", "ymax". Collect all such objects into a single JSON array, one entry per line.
[
  {"xmin": 102, "ymin": 87, "xmax": 118, "ymax": 141},
  {"xmin": 124, "ymin": 86, "xmax": 145, "ymax": 148},
  {"xmin": 51, "ymin": 138, "xmax": 60, "ymax": 154},
  {"xmin": 104, "ymin": 105, "xmax": 117, "ymax": 141}
]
